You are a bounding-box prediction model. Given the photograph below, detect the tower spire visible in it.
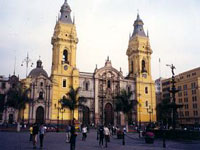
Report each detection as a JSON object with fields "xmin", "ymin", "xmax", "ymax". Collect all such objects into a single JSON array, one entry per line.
[
  {"xmin": 59, "ymin": 0, "xmax": 72, "ymax": 24},
  {"xmin": 13, "ymin": 56, "xmax": 16, "ymax": 75},
  {"xmin": 132, "ymin": 13, "xmax": 146, "ymax": 37}
]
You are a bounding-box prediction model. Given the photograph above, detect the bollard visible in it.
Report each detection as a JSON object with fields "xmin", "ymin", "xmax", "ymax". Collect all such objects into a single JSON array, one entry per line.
[
  {"xmin": 163, "ymin": 132, "xmax": 166, "ymax": 148},
  {"xmin": 139, "ymin": 130, "xmax": 141, "ymax": 138},
  {"xmin": 122, "ymin": 132, "xmax": 125, "ymax": 145}
]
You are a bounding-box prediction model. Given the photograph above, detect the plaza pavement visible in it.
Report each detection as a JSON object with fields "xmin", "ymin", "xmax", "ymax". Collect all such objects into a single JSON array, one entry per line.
[{"xmin": 0, "ymin": 129, "xmax": 200, "ymax": 150}]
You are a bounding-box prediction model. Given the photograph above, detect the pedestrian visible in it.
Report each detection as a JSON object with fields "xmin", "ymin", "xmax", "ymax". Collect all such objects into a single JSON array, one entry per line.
[
  {"xmin": 66, "ymin": 124, "xmax": 71, "ymax": 143},
  {"xmin": 39, "ymin": 124, "xmax": 46, "ymax": 148},
  {"xmin": 99, "ymin": 125, "xmax": 104, "ymax": 147},
  {"xmin": 104, "ymin": 126, "xmax": 110, "ymax": 147},
  {"xmin": 97, "ymin": 127, "xmax": 99, "ymax": 140},
  {"xmin": 111, "ymin": 126, "xmax": 114, "ymax": 135},
  {"xmin": 29, "ymin": 125, "xmax": 33, "ymax": 141},
  {"xmin": 32, "ymin": 123, "xmax": 39, "ymax": 149},
  {"xmin": 82, "ymin": 125, "xmax": 87, "ymax": 141},
  {"xmin": 70, "ymin": 125, "xmax": 77, "ymax": 150}
]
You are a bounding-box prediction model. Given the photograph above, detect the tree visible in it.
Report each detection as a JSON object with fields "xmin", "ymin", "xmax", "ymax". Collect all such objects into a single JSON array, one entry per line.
[
  {"xmin": 0, "ymin": 94, "xmax": 5, "ymax": 113},
  {"xmin": 157, "ymin": 98, "xmax": 183, "ymax": 128},
  {"xmin": 59, "ymin": 86, "xmax": 86, "ymax": 125},
  {"xmin": 5, "ymin": 84, "xmax": 31, "ymax": 122},
  {"xmin": 156, "ymin": 98, "xmax": 172, "ymax": 126},
  {"xmin": 115, "ymin": 89, "xmax": 137, "ymax": 127}
]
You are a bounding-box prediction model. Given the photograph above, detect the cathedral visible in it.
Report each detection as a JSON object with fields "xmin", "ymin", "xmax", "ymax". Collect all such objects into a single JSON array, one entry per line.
[{"xmin": 1, "ymin": 0, "xmax": 156, "ymax": 127}]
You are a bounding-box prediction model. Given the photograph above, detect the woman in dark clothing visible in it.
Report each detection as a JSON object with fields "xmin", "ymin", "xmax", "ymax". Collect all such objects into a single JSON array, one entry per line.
[
  {"xmin": 32, "ymin": 123, "xmax": 39, "ymax": 149},
  {"xmin": 70, "ymin": 125, "xmax": 77, "ymax": 150},
  {"xmin": 99, "ymin": 126, "xmax": 104, "ymax": 147}
]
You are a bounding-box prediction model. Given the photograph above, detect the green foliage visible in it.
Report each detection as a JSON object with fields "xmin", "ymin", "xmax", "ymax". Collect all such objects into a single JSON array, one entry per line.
[
  {"xmin": 115, "ymin": 89, "xmax": 137, "ymax": 115},
  {"xmin": 5, "ymin": 84, "xmax": 31, "ymax": 121},
  {"xmin": 157, "ymin": 98, "xmax": 183, "ymax": 126},
  {"xmin": 60, "ymin": 86, "xmax": 86, "ymax": 110},
  {"xmin": 59, "ymin": 86, "xmax": 86, "ymax": 122},
  {"xmin": 0, "ymin": 94, "xmax": 5, "ymax": 112},
  {"xmin": 156, "ymin": 98, "xmax": 172, "ymax": 125}
]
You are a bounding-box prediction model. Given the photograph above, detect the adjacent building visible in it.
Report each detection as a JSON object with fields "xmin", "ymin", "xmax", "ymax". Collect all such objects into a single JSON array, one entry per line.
[
  {"xmin": 160, "ymin": 67, "xmax": 200, "ymax": 126},
  {"xmin": 0, "ymin": 75, "xmax": 20, "ymax": 124}
]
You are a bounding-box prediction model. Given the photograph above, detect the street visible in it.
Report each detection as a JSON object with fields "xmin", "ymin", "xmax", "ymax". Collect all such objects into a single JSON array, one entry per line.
[{"xmin": 0, "ymin": 129, "xmax": 200, "ymax": 150}]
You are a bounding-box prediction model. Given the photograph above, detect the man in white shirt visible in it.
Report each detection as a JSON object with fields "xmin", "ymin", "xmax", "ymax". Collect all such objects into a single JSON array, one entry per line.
[
  {"xmin": 82, "ymin": 125, "xmax": 87, "ymax": 141},
  {"xmin": 104, "ymin": 126, "xmax": 110, "ymax": 148}
]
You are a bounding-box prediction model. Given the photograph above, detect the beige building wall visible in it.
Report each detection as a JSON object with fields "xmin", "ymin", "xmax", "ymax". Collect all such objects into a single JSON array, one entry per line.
[{"xmin": 161, "ymin": 67, "xmax": 200, "ymax": 126}]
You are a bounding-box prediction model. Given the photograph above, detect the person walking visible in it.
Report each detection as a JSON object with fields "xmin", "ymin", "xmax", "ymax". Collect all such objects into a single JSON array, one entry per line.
[
  {"xmin": 39, "ymin": 124, "xmax": 46, "ymax": 148},
  {"xmin": 98, "ymin": 125, "xmax": 104, "ymax": 148},
  {"xmin": 104, "ymin": 126, "xmax": 110, "ymax": 148},
  {"xmin": 82, "ymin": 125, "xmax": 87, "ymax": 141},
  {"xmin": 29, "ymin": 125, "xmax": 33, "ymax": 141},
  {"xmin": 32, "ymin": 123, "xmax": 39, "ymax": 149},
  {"xmin": 66, "ymin": 124, "xmax": 71, "ymax": 143},
  {"xmin": 70, "ymin": 125, "xmax": 77, "ymax": 150}
]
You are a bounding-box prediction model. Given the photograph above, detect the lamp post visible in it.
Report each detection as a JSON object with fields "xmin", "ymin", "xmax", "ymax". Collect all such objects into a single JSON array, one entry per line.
[
  {"xmin": 21, "ymin": 53, "xmax": 33, "ymax": 77},
  {"xmin": 54, "ymin": 103, "xmax": 62, "ymax": 132},
  {"xmin": 147, "ymin": 105, "xmax": 153, "ymax": 124},
  {"xmin": 60, "ymin": 108, "xmax": 65, "ymax": 126}
]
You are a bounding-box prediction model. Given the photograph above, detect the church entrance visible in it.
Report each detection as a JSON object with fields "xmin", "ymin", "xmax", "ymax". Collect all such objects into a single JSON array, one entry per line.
[
  {"xmin": 36, "ymin": 106, "xmax": 44, "ymax": 124},
  {"xmin": 82, "ymin": 106, "xmax": 90, "ymax": 125},
  {"xmin": 104, "ymin": 103, "xmax": 114, "ymax": 125}
]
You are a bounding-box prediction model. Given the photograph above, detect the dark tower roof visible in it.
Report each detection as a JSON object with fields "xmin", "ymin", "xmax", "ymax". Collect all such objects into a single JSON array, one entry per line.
[
  {"xmin": 59, "ymin": 0, "xmax": 73, "ymax": 24},
  {"xmin": 132, "ymin": 14, "xmax": 146, "ymax": 37},
  {"xmin": 28, "ymin": 60, "xmax": 48, "ymax": 78}
]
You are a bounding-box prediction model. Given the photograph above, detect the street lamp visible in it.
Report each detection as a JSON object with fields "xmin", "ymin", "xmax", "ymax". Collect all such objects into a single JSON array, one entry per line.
[
  {"xmin": 21, "ymin": 53, "xmax": 33, "ymax": 77},
  {"xmin": 54, "ymin": 103, "xmax": 62, "ymax": 132},
  {"xmin": 147, "ymin": 105, "xmax": 153, "ymax": 124},
  {"xmin": 60, "ymin": 108, "xmax": 65, "ymax": 126}
]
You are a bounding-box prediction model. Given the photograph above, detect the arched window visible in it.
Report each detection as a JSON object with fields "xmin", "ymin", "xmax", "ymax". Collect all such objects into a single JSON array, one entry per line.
[
  {"xmin": 63, "ymin": 79, "xmax": 66, "ymax": 87},
  {"xmin": 142, "ymin": 60, "xmax": 147, "ymax": 73},
  {"xmin": 128, "ymin": 86, "xmax": 131, "ymax": 93},
  {"xmin": 145, "ymin": 87, "xmax": 148, "ymax": 94},
  {"xmin": 63, "ymin": 50, "xmax": 69, "ymax": 64},
  {"xmin": 85, "ymin": 82, "xmax": 89, "ymax": 91},
  {"xmin": 145, "ymin": 101, "xmax": 148, "ymax": 107},
  {"xmin": 39, "ymin": 91, "xmax": 43, "ymax": 99},
  {"xmin": 107, "ymin": 80, "xmax": 111, "ymax": 88}
]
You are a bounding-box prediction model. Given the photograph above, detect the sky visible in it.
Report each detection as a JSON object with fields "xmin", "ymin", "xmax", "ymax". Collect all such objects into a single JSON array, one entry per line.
[{"xmin": 0, "ymin": 0, "xmax": 200, "ymax": 80}]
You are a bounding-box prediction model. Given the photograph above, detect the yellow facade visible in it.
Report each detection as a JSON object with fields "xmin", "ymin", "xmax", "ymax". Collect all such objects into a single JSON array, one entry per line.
[
  {"xmin": 126, "ymin": 15, "xmax": 156, "ymax": 124},
  {"xmin": 50, "ymin": 1, "xmax": 79, "ymax": 123}
]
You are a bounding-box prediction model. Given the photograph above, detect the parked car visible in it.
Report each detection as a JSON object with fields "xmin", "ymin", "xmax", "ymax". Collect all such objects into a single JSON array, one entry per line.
[{"xmin": 46, "ymin": 125, "xmax": 57, "ymax": 132}]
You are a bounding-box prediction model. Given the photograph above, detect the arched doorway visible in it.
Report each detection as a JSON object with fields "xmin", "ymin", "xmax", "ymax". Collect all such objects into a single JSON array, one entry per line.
[
  {"xmin": 104, "ymin": 103, "xmax": 114, "ymax": 125},
  {"xmin": 36, "ymin": 106, "xmax": 44, "ymax": 124},
  {"xmin": 82, "ymin": 107, "xmax": 90, "ymax": 125}
]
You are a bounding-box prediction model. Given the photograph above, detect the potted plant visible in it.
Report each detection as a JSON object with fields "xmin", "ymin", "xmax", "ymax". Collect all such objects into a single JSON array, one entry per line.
[{"xmin": 145, "ymin": 131, "xmax": 155, "ymax": 144}]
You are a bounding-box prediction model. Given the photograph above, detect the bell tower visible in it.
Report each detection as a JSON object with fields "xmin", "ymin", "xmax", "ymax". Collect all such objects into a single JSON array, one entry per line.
[
  {"xmin": 126, "ymin": 14, "xmax": 156, "ymax": 125},
  {"xmin": 51, "ymin": 0, "xmax": 79, "ymax": 123}
]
